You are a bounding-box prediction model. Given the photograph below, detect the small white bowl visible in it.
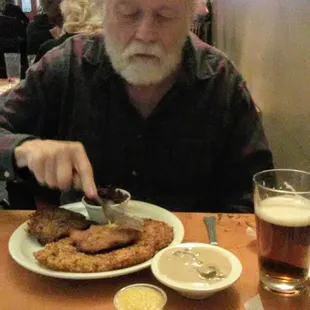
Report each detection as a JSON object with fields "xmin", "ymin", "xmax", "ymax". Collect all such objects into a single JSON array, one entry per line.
[
  {"xmin": 82, "ymin": 188, "xmax": 131, "ymax": 224},
  {"xmin": 114, "ymin": 283, "xmax": 167, "ymax": 310},
  {"xmin": 151, "ymin": 243, "xmax": 242, "ymax": 300}
]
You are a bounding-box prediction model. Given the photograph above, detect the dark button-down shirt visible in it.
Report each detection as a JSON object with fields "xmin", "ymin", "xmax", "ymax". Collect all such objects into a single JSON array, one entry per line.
[{"xmin": 0, "ymin": 34, "xmax": 273, "ymax": 212}]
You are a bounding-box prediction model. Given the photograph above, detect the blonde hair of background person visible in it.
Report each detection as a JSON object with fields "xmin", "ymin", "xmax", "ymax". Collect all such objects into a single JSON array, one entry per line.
[{"xmin": 60, "ymin": 0, "xmax": 102, "ymax": 35}]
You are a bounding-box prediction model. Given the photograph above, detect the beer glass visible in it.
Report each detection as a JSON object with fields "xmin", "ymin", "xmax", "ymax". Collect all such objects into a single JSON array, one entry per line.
[{"xmin": 253, "ymin": 169, "xmax": 310, "ymax": 295}]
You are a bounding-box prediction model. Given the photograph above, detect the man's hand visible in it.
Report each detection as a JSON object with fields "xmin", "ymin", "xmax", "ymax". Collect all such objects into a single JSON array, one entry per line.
[{"xmin": 14, "ymin": 140, "xmax": 97, "ymax": 198}]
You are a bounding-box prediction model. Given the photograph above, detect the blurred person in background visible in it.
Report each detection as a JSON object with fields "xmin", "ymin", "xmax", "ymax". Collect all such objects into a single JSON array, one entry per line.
[
  {"xmin": 35, "ymin": 0, "xmax": 102, "ymax": 62},
  {"xmin": 0, "ymin": 0, "xmax": 29, "ymax": 27},
  {"xmin": 0, "ymin": 2, "xmax": 26, "ymax": 42},
  {"xmin": 0, "ymin": 0, "xmax": 28, "ymax": 78},
  {"xmin": 0, "ymin": 0, "xmax": 273, "ymax": 213},
  {"xmin": 26, "ymin": 0, "xmax": 63, "ymax": 55}
]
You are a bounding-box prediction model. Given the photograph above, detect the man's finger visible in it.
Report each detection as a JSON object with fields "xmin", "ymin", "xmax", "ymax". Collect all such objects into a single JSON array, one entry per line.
[
  {"xmin": 71, "ymin": 144, "xmax": 97, "ymax": 198},
  {"xmin": 56, "ymin": 151, "xmax": 73, "ymax": 191},
  {"xmin": 72, "ymin": 173, "xmax": 82, "ymax": 190},
  {"xmin": 29, "ymin": 152, "xmax": 47, "ymax": 184},
  {"xmin": 45, "ymin": 153, "xmax": 57, "ymax": 188}
]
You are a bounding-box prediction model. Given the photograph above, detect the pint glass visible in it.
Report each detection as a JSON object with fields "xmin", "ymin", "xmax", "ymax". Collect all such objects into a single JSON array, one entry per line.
[{"xmin": 253, "ymin": 169, "xmax": 310, "ymax": 295}]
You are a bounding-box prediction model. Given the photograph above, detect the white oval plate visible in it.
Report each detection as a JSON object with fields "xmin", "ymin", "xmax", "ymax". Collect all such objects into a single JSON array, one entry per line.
[{"xmin": 8, "ymin": 200, "xmax": 184, "ymax": 280}]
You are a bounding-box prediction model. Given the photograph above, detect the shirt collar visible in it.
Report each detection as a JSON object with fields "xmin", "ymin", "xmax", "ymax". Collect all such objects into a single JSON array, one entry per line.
[
  {"xmin": 83, "ymin": 35, "xmax": 106, "ymax": 65},
  {"xmin": 184, "ymin": 34, "xmax": 219, "ymax": 80},
  {"xmin": 83, "ymin": 35, "xmax": 115, "ymax": 81}
]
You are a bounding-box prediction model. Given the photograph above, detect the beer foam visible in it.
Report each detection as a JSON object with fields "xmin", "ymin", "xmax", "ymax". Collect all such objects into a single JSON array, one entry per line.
[{"xmin": 256, "ymin": 195, "xmax": 310, "ymax": 227}]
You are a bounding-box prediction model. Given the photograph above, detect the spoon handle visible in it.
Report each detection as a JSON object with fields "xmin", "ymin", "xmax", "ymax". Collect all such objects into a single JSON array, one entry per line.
[{"xmin": 204, "ymin": 216, "xmax": 218, "ymax": 246}]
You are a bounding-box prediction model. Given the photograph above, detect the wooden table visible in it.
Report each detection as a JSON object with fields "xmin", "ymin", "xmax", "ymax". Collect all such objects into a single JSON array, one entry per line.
[
  {"xmin": 0, "ymin": 79, "xmax": 10, "ymax": 94},
  {"xmin": 0, "ymin": 78, "xmax": 17, "ymax": 95},
  {"xmin": 0, "ymin": 211, "xmax": 308, "ymax": 310}
]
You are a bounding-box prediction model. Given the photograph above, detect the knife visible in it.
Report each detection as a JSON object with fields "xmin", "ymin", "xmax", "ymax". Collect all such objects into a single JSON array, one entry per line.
[
  {"xmin": 73, "ymin": 174, "xmax": 143, "ymax": 230},
  {"xmin": 95, "ymin": 196, "xmax": 144, "ymax": 231}
]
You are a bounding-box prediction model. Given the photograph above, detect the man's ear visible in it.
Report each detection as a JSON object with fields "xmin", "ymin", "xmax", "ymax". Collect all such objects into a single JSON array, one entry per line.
[{"xmin": 194, "ymin": 0, "xmax": 208, "ymax": 16}]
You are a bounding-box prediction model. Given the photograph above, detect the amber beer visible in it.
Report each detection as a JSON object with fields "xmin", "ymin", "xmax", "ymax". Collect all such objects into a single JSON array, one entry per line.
[{"xmin": 255, "ymin": 195, "xmax": 310, "ymax": 294}]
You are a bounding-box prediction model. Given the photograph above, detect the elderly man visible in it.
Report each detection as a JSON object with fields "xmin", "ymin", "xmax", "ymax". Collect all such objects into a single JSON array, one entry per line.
[{"xmin": 0, "ymin": 0, "xmax": 273, "ymax": 212}]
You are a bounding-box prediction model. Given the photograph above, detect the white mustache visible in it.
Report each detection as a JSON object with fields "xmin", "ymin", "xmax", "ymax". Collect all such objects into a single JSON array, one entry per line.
[{"xmin": 123, "ymin": 42, "xmax": 163, "ymax": 58}]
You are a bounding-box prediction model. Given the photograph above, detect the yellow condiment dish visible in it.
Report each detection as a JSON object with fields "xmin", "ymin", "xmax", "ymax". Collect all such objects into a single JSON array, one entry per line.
[{"xmin": 114, "ymin": 283, "xmax": 167, "ymax": 310}]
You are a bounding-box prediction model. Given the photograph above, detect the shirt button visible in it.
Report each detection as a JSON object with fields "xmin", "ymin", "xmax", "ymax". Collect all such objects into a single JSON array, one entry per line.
[
  {"xmin": 4, "ymin": 171, "xmax": 10, "ymax": 179},
  {"xmin": 132, "ymin": 170, "xmax": 138, "ymax": 176}
]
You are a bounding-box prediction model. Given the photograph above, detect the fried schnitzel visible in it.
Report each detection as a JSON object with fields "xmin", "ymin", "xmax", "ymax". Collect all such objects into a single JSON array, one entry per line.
[
  {"xmin": 70, "ymin": 225, "xmax": 141, "ymax": 253},
  {"xmin": 34, "ymin": 219, "xmax": 174, "ymax": 272},
  {"xmin": 28, "ymin": 208, "xmax": 92, "ymax": 245}
]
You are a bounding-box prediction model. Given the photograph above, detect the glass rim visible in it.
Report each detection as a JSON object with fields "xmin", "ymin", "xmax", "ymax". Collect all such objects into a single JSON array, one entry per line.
[
  {"xmin": 4, "ymin": 53, "xmax": 21, "ymax": 57},
  {"xmin": 253, "ymin": 169, "xmax": 310, "ymax": 195}
]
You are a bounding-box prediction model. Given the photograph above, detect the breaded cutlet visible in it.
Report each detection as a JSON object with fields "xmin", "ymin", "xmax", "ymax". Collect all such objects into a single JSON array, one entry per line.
[
  {"xmin": 70, "ymin": 224, "xmax": 141, "ymax": 253},
  {"xmin": 28, "ymin": 208, "xmax": 92, "ymax": 245},
  {"xmin": 34, "ymin": 219, "xmax": 174, "ymax": 273}
]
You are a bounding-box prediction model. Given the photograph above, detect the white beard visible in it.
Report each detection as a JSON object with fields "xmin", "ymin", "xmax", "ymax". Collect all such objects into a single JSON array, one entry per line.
[{"xmin": 104, "ymin": 33, "xmax": 186, "ymax": 86}]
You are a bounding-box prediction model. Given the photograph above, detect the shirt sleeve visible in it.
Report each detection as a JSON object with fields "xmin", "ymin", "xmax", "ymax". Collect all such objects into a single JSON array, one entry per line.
[
  {"xmin": 217, "ymin": 70, "xmax": 274, "ymax": 213},
  {"xmin": 0, "ymin": 55, "xmax": 64, "ymax": 181}
]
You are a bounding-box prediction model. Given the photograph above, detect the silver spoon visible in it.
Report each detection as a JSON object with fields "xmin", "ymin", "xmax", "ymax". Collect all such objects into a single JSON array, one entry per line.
[
  {"xmin": 198, "ymin": 216, "xmax": 226, "ymax": 280},
  {"xmin": 172, "ymin": 248, "xmax": 226, "ymax": 280},
  {"xmin": 196, "ymin": 265, "xmax": 226, "ymax": 280}
]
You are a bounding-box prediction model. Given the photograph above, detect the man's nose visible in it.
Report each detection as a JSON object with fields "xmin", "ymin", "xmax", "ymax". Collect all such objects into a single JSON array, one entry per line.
[{"xmin": 134, "ymin": 16, "xmax": 157, "ymax": 43}]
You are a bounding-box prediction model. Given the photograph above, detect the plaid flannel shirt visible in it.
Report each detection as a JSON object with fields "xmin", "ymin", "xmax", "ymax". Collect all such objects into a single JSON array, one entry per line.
[{"xmin": 0, "ymin": 34, "xmax": 273, "ymax": 212}]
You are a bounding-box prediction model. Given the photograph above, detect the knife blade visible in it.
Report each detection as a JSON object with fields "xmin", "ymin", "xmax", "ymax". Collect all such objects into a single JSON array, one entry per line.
[
  {"xmin": 95, "ymin": 196, "xmax": 144, "ymax": 231},
  {"xmin": 73, "ymin": 174, "xmax": 143, "ymax": 230}
]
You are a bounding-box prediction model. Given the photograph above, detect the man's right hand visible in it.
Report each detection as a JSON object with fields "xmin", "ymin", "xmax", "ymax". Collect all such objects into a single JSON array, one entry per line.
[{"xmin": 14, "ymin": 140, "xmax": 97, "ymax": 199}]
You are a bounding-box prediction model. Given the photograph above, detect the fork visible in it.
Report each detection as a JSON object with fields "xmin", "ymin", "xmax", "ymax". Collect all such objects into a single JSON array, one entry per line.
[{"xmin": 204, "ymin": 216, "xmax": 218, "ymax": 246}]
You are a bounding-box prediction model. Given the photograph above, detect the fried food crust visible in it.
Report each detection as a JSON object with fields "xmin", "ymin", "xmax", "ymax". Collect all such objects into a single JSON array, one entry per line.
[
  {"xmin": 28, "ymin": 209, "xmax": 92, "ymax": 245},
  {"xmin": 34, "ymin": 219, "xmax": 174, "ymax": 272},
  {"xmin": 70, "ymin": 225, "xmax": 141, "ymax": 253}
]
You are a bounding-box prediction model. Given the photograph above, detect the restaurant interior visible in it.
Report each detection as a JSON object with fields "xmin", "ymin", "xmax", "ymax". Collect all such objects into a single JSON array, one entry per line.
[{"xmin": 0, "ymin": 0, "xmax": 309, "ymax": 309}]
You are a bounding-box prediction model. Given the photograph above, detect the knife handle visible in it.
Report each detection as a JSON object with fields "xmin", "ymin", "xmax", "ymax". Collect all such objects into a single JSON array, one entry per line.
[{"xmin": 204, "ymin": 216, "xmax": 218, "ymax": 246}]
